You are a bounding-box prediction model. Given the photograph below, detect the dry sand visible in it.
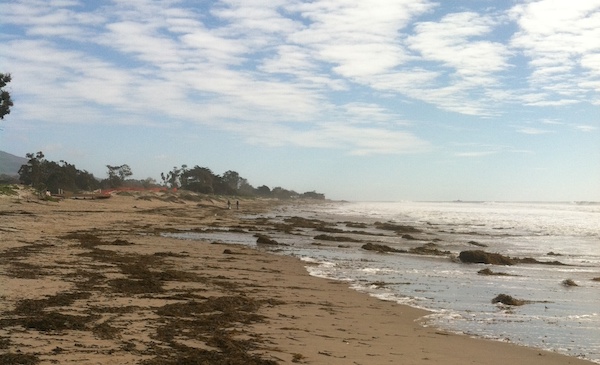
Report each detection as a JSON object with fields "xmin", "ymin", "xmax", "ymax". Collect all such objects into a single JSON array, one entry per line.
[{"xmin": 0, "ymin": 188, "xmax": 593, "ymax": 364}]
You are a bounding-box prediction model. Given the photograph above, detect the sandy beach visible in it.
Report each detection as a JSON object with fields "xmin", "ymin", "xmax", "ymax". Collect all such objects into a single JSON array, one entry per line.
[{"xmin": 0, "ymin": 189, "xmax": 594, "ymax": 365}]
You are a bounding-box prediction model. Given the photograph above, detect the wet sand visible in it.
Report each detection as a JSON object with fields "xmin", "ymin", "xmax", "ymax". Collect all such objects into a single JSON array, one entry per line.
[{"xmin": 0, "ymin": 189, "xmax": 593, "ymax": 364}]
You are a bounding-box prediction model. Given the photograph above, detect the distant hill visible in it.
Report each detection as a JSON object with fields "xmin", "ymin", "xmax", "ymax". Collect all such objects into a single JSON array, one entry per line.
[{"xmin": 0, "ymin": 150, "xmax": 27, "ymax": 176}]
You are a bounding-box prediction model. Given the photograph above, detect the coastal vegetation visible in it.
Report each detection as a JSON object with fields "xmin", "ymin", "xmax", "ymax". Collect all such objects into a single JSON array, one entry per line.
[
  {"xmin": 13, "ymin": 151, "xmax": 325, "ymax": 199},
  {"xmin": 0, "ymin": 184, "xmax": 18, "ymax": 196}
]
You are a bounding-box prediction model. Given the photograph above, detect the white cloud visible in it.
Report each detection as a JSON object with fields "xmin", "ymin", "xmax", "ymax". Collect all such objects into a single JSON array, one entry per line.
[
  {"xmin": 517, "ymin": 127, "xmax": 553, "ymax": 135},
  {"xmin": 455, "ymin": 151, "xmax": 498, "ymax": 157},
  {"xmin": 509, "ymin": 1, "xmax": 600, "ymax": 104},
  {"xmin": 212, "ymin": 0, "xmax": 301, "ymax": 39},
  {"xmin": 223, "ymin": 110, "xmax": 430, "ymax": 155},
  {"xmin": 4, "ymin": 0, "xmax": 599, "ymax": 163},
  {"xmin": 399, "ymin": 11, "xmax": 512, "ymax": 115},
  {"xmin": 540, "ymin": 119, "xmax": 564, "ymax": 125},
  {"xmin": 575, "ymin": 125, "xmax": 597, "ymax": 132},
  {"xmin": 408, "ymin": 12, "xmax": 510, "ymax": 77},
  {"xmin": 102, "ymin": 21, "xmax": 183, "ymax": 65},
  {"xmin": 288, "ymin": 0, "xmax": 434, "ymax": 78},
  {"xmin": 452, "ymin": 143, "xmax": 533, "ymax": 158},
  {"xmin": 340, "ymin": 102, "xmax": 406, "ymax": 124},
  {"xmin": 334, "ymin": 126, "xmax": 431, "ymax": 155}
]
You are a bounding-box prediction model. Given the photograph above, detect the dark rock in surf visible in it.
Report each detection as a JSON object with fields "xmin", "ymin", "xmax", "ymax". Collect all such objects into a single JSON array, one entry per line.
[
  {"xmin": 492, "ymin": 294, "xmax": 527, "ymax": 306},
  {"xmin": 517, "ymin": 257, "xmax": 566, "ymax": 266},
  {"xmin": 254, "ymin": 233, "xmax": 281, "ymax": 245},
  {"xmin": 314, "ymin": 234, "xmax": 362, "ymax": 243},
  {"xmin": 345, "ymin": 221, "xmax": 368, "ymax": 229},
  {"xmin": 456, "ymin": 250, "xmax": 566, "ymax": 266},
  {"xmin": 562, "ymin": 279, "xmax": 578, "ymax": 287},
  {"xmin": 374, "ymin": 222, "xmax": 421, "ymax": 234},
  {"xmin": 478, "ymin": 268, "xmax": 515, "ymax": 276},
  {"xmin": 369, "ymin": 281, "xmax": 388, "ymax": 288},
  {"xmin": 409, "ymin": 245, "xmax": 451, "ymax": 256},
  {"xmin": 284, "ymin": 216, "xmax": 331, "ymax": 229},
  {"xmin": 459, "ymin": 250, "xmax": 515, "ymax": 265},
  {"xmin": 361, "ymin": 243, "xmax": 404, "ymax": 253},
  {"xmin": 316, "ymin": 227, "xmax": 345, "ymax": 233},
  {"xmin": 468, "ymin": 240, "xmax": 488, "ymax": 247}
]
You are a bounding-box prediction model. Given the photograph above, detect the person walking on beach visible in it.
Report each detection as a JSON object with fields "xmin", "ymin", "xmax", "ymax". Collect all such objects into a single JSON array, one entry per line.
[
  {"xmin": 227, "ymin": 200, "xmax": 231, "ymax": 210},
  {"xmin": 236, "ymin": 200, "xmax": 239, "ymax": 210}
]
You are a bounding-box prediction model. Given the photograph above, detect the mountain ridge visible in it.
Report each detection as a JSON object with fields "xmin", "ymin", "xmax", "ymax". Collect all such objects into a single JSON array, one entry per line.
[{"xmin": 0, "ymin": 150, "xmax": 27, "ymax": 176}]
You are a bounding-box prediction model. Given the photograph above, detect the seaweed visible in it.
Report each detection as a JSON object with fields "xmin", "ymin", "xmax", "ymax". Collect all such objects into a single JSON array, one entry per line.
[
  {"xmin": 147, "ymin": 295, "xmax": 283, "ymax": 365},
  {"xmin": 21, "ymin": 312, "xmax": 91, "ymax": 332},
  {"xmin": 13, "ymin": 291, "xmax": 91, "ymax": 314},
  {"xmin": 2, "ymin": 227, "xmax": 285, "ymax": 365},
  {"xmin": 0, "ymin": 353, "xmax": 39, "ymax": 365},
  {"xmin": 92, "ymin": 321, "xmax": 121, "ymax": 340}
]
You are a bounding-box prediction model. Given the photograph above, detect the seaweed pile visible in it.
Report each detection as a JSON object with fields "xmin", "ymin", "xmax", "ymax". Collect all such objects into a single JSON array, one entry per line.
[{"xmin": 0, "ymin": 230, "xmax": 282, "ymax": 365}]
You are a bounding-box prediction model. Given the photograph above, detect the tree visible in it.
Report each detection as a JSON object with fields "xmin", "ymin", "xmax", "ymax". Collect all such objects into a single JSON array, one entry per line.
[
  {"xmin": 302, "ymin": 191, "xmax": 325, "ymax": 200},
  {"xmin": 18, "ymin": 152, "xmax": 99, "ymax": 194},
  {"xmin": 181, "ymin": 166, "xmax": 214, "ymax": 193},
  {"xmin": 141, "ymin": 177, "xmax": 158, "ymax": 189},
  {"xmin": 238, "ymin": 177, "xmax": 255, "ymax": 196},
  {"xmin": 271, "ymin": 186, "xmax": 298, "ymax": 200},
  {"xmin": 256, "ymin": 185, "xmax": 271, "ymax": 197},
  {"xmin": 222, "ymin": 170, "xmax": 241, "ymax": 191},
  {"xmin": 0, "ymin": 73, "xmax": 13, "ymax": 120},
  {"xmin": 75, "ymin": 169, "xmax": 100, "ymax": 191},
  {"xmin": 18, "ymin": 152, "xmax": 45, "ymax": 191},
  {"xmin": 106, "ymin": 164, "xmax": 132, "ymax": 188},
  {"xmin": 161, "ymin": 165, "xmax": 186, "ymax": 188}
]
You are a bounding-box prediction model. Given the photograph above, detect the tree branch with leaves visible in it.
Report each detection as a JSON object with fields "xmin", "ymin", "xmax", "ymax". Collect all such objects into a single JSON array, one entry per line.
[{"xmin": 0, "ymin": 73, "xmax": 14, "ymax": 120}]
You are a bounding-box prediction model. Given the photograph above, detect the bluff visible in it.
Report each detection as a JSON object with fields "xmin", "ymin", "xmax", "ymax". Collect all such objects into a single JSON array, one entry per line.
[{"xmin": 0, "ymin": 150, "xmax": 27, "ymax": 177}]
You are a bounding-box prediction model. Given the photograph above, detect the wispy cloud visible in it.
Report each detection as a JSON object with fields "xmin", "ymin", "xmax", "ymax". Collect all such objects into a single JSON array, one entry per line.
[
  {"xmin": 509, "ymin": 1, "xmax": 600, "ymax": 105},
  {"xmin": 575, "ymin": 125, "xmax": 597, "ymax": 132},
  {"xmin": 288, "ymin": 0, "xmax": 433, "ymax": 78},
  {"xmin": 451, "ymin": 142, "xmax": 534, "ymax": 158},
  {"xmin": 517, "ymin": 127, "xmax": 554, "ymax": 135},
  {"xmin": 408, "ymin": 12, "xmax": 510, "ymax": 78},
  {"xmin": 2, "ymin": 0, "xmax": 599, "ymax": 159},
  {"xmin": 455, "ymin": 151, "xmax": 498, "ymax": 158}
]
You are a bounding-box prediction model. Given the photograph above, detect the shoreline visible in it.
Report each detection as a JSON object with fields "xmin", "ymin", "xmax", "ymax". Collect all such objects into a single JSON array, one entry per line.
[{"xmin": 0, "ymin": 190, "xmax": 595, "ymax": 364}]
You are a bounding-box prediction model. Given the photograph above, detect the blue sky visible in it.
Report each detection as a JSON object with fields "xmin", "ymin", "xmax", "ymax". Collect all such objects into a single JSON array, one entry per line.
[{"xmin": 1, "ymin": 0, "xmax": 599, "ymax": 201}]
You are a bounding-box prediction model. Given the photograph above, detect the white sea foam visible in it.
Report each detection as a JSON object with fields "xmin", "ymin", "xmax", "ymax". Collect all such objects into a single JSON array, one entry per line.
[{"xmin": 299, "ymin": 256, "xmax": 320, "ymax": 263}]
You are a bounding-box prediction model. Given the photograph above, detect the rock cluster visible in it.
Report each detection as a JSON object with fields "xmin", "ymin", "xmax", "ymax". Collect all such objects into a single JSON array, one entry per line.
[
  {"xmin": 459, "ymin": 250, "xmax": 515, "ymax": 265},
  {"xmin": 492, "ymin": 294, "xmax": 527, "ymax": 306},
  {"xmin": 361, "ymin": 243, "xmax": 404, "ymax": 253}
]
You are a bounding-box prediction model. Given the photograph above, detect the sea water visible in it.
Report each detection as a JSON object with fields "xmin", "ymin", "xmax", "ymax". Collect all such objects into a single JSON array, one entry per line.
[{"xmin": 166, "ymin": 201, "xmax": 600, "ymax": 363}]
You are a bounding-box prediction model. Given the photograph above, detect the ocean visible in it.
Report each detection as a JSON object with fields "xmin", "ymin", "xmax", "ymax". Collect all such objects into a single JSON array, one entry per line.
[{"xmin": 166, "ymin": 201, "xmax": 600, "ymax": 363}]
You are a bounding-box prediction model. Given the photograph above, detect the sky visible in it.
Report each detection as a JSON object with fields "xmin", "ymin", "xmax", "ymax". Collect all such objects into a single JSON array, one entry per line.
[{"xmin": 1, "ymin": 0, "xmax": 599, "ymax": 202}]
